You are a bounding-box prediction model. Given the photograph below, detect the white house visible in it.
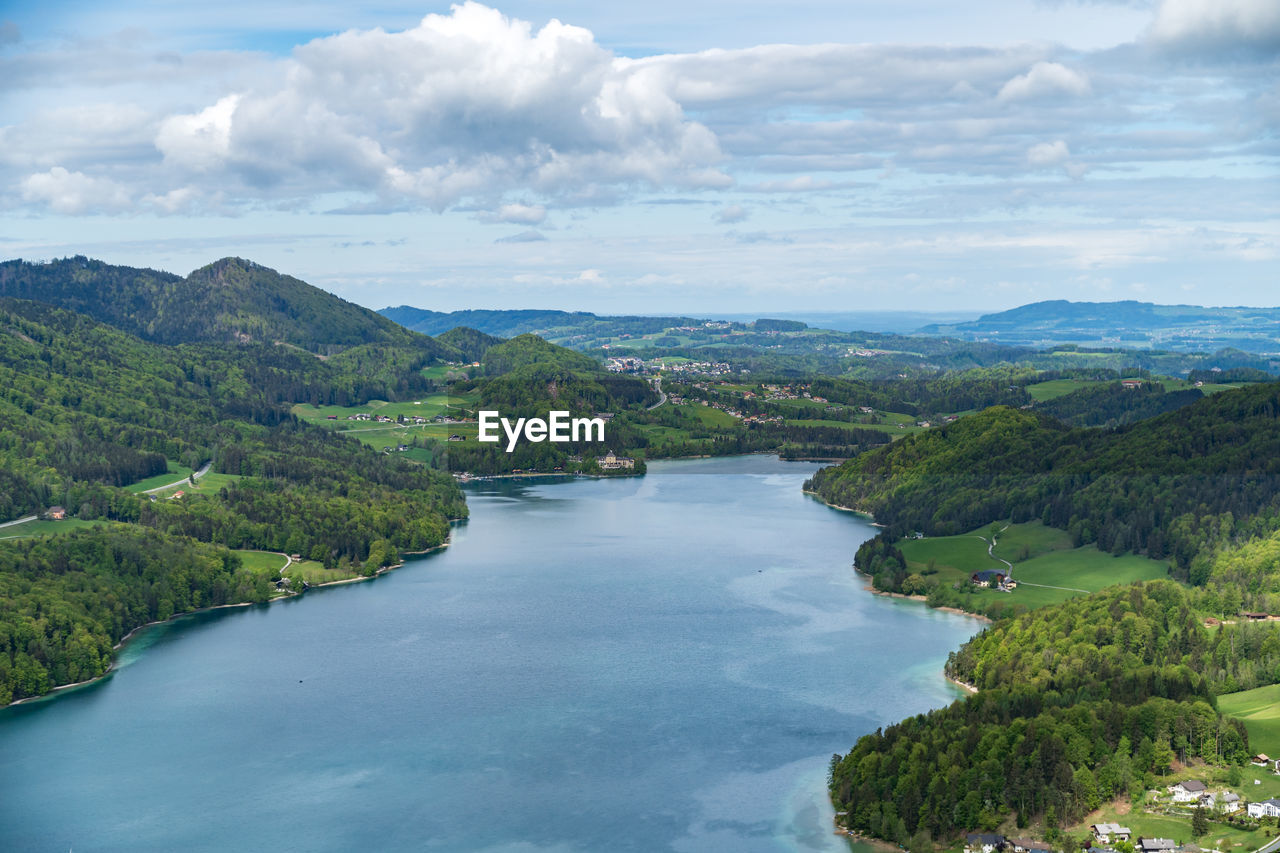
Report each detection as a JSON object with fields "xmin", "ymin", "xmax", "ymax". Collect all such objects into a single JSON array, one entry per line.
[
  {"xmin": 1218, "ymin": 792, "xmax": 1241, "ymax": 813},
  {"xmin": 1092, "ymin": 824, "xmax": 1131, "ymax": 844},
  {"xmin": 1171, "ymin": 780, "xmax": 1207, "ymax": 802},
  {"xmin": 1247, "ymin": 798, "xmax": 1280, "ymax": 818}
]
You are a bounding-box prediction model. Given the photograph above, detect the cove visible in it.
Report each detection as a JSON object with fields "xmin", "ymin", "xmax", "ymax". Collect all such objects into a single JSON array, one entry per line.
[{"xmin": 0, "ymin": 455, "xmax": 979, "ymax": 852}]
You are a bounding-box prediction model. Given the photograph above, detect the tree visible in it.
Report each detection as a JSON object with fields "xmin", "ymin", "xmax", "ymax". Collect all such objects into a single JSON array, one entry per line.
[{"xmin": 1192, "ymin": 807, "xmax": 1209, "ymax": 837}]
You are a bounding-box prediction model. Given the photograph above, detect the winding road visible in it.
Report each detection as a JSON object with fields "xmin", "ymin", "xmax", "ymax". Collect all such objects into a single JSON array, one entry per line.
[
  {"xmin": 647, "ymin": 375, "xmax": 667, "ymax": 410},
  {"xmin": 983, "ymin": 527, "xmax": 1089, "ymax": 593}
]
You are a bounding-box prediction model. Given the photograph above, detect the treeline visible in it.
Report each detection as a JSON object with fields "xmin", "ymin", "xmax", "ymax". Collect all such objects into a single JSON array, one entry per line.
[{"xmin": 830, "ymin": 583, "xmax": 1251, "ymax": 845}]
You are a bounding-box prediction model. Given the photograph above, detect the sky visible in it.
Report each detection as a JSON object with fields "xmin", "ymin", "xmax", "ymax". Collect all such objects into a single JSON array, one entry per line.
[{"xmin": 0, "ymin": 0, "xmax": 1277, "ymax": 314}]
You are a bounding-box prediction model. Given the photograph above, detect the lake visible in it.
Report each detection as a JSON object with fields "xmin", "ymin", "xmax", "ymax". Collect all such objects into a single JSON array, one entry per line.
[{"xmin": 0, "ymin": 455, "xmax": 978, "ymax": 852}]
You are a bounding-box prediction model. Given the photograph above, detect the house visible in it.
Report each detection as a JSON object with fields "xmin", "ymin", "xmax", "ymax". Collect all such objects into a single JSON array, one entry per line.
[
  {"xmin": 326, "ymin": 415, "xmax": 338, "ymax": 420},
  {"xmin": 965, "ymin": 834, "xmax": 1006, "ymax": 853},
  {"xmin": 171, "ymin": 491, "xmax": 185, "ymax": 499},
  {"xmin": 1091, "ymin": 824, "xmax": 1131, "ymax": 843},
  {"xmin": 972, "ymin": 569, "xmax": 1015, "ymax": 591},
  {"xmin": 447, "ymin": 434, "xmax": 465, "ymax": 442},
  {"xmin": 1247, "ymin": 798, "xmax": 1280, "ymax": 818},
  {"xmin": 1251, "ymin": 754, "xmax": 1271, "ymax": 766},
  {"xmin": 1243, "ymin": 612, "xmax": 1271, "ymax": 621},
  {"xmin": 44, "ymin": 506, "xmax": 67, "ymax": 521},
  {"xmin": 596, "ymin": 450, "xmax": 635, "ymax": 470},
  {"xmin": 1219, "ymin": 792, "xmax": 1241, "ymax": 813},
  {"xmin": 397, "ymin": 445, "xmax": 409, "ymax": 452},
  {"xmin": 1170, "ymin": 779, "xmax": 1206, "ymax": 802},
  {"xmin": 1121, "ymin": 379, "xmax": 1143, "ymax": 389},
  {"xmin": 1138, "ymin": 838, "xmax": 1177, "ymax": 853}
]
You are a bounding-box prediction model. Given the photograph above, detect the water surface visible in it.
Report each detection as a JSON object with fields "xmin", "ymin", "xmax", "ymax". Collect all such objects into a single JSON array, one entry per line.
[{"xmin": 0, "ymin": 455, "xmax": 977, "ymax": 851}]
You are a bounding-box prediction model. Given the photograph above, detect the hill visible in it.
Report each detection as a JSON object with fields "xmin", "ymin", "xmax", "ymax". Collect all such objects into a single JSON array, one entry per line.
[
  {"xmin": 0, "ymin": 256, "xmax": 453, "ymax": 355},
  {"xmin": 921, "ymin": 299, "xmax": 1280, "ymax": 355},
  {"xmin": 809, "ymin": 381, "xmax": 1280, "ymax": 592}
]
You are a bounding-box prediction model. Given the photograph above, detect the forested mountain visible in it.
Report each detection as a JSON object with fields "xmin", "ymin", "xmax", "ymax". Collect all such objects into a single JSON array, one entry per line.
[
  {"xmin": 0, "ymin": 256, "xmax": 453, "ymax": 354},
  {"xmin": 436, "ymin": 326, "xmax": 503, "ymax": 362},
  {"xmin": 808, "ymin": 382, "xmax": 1280, "ymax": 590},
  {"xmin": 0, "ymin": 296, "xmax": 467, "ymax": 704}
]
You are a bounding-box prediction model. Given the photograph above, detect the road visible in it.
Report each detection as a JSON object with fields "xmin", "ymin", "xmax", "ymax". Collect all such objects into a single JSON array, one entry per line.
[
  {"xmin": 982, "ymin": 527, "xmax": 1089, "ymax": 592},
  {"xmin": 141, "ymin": 460, "xmax": 213, "ymax": 495},
  {"xmin": 647, "ymin": 376, "xmax": 667, "ymax": 410},
  {"xmin": 0, "ymin": 515, "xmax": 37, "ymax": 530}
]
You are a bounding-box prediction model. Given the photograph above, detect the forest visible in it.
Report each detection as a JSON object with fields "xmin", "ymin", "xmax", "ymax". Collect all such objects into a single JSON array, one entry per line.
[{"xmin": 830, "ymin": 583, "xmax": 1255, "ymax": 845}]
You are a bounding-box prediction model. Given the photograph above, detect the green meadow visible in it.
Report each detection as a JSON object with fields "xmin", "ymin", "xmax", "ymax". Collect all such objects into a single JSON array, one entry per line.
[
  {"xmin": 1219, "ymin": 683, "xmax": 1280, "ymax": 758},
  {"xmin": 124, "ymin": 461, "xmax": 195, "ymax": 493},
  {"xmin": 900, "ymin": 521, "xmax": 1171, "ymax": 610}
]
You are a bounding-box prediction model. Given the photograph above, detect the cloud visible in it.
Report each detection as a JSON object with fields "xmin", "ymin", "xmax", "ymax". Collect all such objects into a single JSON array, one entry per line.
[
  {"xmin": 494, "ymin": 229, "xmax": 547, "ymax": 243},
  {"xmin": 149, "ymin": 2, "xmax": 726, "ymax": 211},
  {"xmin": 1148, "ymin": 0, "xmax": 1280, "ymax": 57},
  {"xmin": 1027, "ymin": 140, "xmax": 1071, "ymax": 165},
  {"xmin": 20, "ymin": 167, "xmax": 130, "ymax": 213},
  {"xmin": 714, "ymin": 204, "xmax": 749, "ymax": 223},
  {"xmin": 482, "ymin": 203, "xmax": 547, "ymax": 225},
  {"xmin": 997, "ymin": 62, "xmax": 1091, "ymax": 101},
  {"xmin": 156, "ymin": 95, "xmax": 240, "ymax": 172},
  {"xmin": 0, "ymin": 21, "xmax": 19, "ymax": 46}
]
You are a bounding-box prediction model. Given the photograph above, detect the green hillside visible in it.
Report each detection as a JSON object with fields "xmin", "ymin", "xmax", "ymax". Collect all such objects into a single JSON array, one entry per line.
[
  {"xmin": 0, "ymin": 294, "xmax": 467, "ymax": 705},
  {"xmin": 0, "ymin": 256, "xmax": 455, "ymax": 355}
]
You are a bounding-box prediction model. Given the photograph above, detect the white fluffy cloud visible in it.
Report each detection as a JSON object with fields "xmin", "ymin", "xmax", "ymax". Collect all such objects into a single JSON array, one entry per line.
[
  {"xmin": 150, "ymin": 2, "xmax": 725, "ymax": 210},
  {"xmin": 997, "ymin": 62, "xmax": 1091, "ymax": 101},
  {"xmin": 20, "ymin": 167, "xmax": 130, "ymax": 214}
]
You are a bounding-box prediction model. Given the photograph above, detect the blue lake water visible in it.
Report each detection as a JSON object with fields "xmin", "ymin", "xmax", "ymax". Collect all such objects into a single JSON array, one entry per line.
[{"xmin": 0, "ymin": 455, "xmax": 978, "ymax": 852}]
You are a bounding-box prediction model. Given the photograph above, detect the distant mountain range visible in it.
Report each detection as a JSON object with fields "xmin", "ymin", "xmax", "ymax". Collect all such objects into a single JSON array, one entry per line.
[{"xmin": 920, "ymin": 300, "xmax": 1280, "ymax": 353}]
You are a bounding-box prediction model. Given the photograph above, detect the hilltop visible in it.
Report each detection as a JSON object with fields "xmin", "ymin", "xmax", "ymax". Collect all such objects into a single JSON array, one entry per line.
[{"xmin": 0, "ymin": 256, "xmax": 452, "ymax": 355}]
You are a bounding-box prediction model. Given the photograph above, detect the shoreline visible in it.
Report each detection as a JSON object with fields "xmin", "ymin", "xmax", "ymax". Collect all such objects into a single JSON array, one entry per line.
[
  {"xmin": 800, "ymin": 489, "xmax": 883, "ymax": 525},
  {"xmin": 4, "ymin": 537, "xmax": 453, "ymax": 709}
]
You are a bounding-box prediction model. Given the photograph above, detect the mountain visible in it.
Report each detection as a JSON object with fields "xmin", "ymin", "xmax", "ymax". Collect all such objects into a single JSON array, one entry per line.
[
  {"xmin": 435, "ymin": 326, "xmax": 503, "ymax": 362},
  {"xmin": 920, "ymin": 299, "xmax": 1280, "ymax": 355},
  {"xmin": 0, "ymin": 256, "xmax": 447, "ymax": 354}
]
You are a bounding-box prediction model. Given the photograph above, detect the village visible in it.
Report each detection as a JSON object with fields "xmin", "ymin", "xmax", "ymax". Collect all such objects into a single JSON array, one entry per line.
[{"xmin": 957, "ymin": 766, "xmax": 1280, "ymax": 853}]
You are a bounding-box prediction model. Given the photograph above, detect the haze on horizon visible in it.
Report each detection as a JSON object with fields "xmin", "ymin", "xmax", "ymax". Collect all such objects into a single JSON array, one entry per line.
[{"xmin": 0, "ymin": 0, "xmax": 1276, "ymax": 315}]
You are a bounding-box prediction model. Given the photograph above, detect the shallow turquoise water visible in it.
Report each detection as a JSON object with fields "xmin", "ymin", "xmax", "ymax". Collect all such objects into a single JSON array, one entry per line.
[{"xmin": 0, "ymin": 455, "xmax": 978, "ymax": 851}]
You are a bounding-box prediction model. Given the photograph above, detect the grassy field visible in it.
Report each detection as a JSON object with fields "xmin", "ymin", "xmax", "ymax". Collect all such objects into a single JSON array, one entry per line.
[
  {"xmin": 0, "ymin": 518, "xmax": 104, "ymax": 540},
  {"xmin": 148, "ymin": 472, "xmax": 242, "ymax": 499},
  {"xmin": 124, "ymin": 462, "xmax": 194, "ymax": 493},
  {"xmin": 1025, "ymin": 379, "xmax": 1109, "ymax": 401},
  {"xmin": 1220, "ymin": 684, "xmax": 1280, "ymax": 758},
  {"xmin": 291, "ymin": 394, "xmax": 463, "ymax": 425},
  {"xmin": 233, "ymin": 550, "xmax": 362, "ymax": 590},
  {"xmin": 234, "ymin": 550, "xmax": 290, "ymax": 572},
  {"xmin": 900, "ymin": 521, "xmax": 1170, "ymax": 610}
]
